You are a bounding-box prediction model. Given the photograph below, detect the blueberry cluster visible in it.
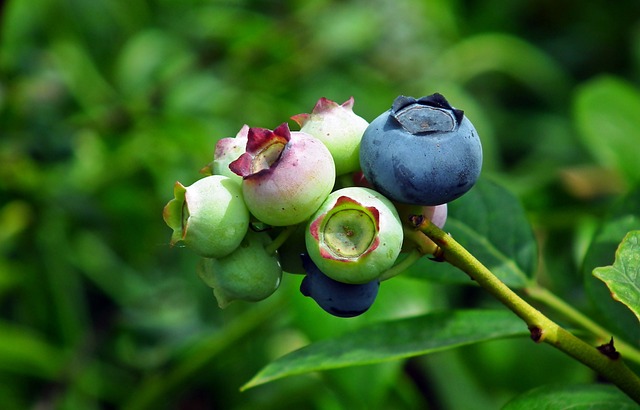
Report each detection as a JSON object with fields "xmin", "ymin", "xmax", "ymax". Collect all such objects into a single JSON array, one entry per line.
[{"xmin": 163, "ymin": 94, "xmax": 482, "ymax": 317}]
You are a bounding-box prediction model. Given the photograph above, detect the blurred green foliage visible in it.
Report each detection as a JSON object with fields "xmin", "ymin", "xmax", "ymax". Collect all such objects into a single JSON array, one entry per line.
[{"xmin": 1, "ymin": 0, "xmax": 640, "ymax": 408}]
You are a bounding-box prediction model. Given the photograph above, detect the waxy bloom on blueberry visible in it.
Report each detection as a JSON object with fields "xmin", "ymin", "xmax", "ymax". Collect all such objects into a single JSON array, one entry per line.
[
  {"xmin": 163, "ymin": 175, "xmax": 249, "ymax": 258},
  {"xmin": 292, "ymin": 97, "xmax": 369, "ymax": 176},
  {"xmin": 211, "ymin": 124, "xmax": 249, "ymax": 184},
  {"xmin": 230, "ymin": 123, "xmax": 336, "ymax": 226},
  {"xmin": 305, "ymin": 187, "xmax": 403, "ymax": 284},
  {"xmin": 360, "ymin": 93, "xmax": 483, "ymax": 206},
  {"xmin": 198, "ymin": 231, "xmax": 282, "ymax": 308}
]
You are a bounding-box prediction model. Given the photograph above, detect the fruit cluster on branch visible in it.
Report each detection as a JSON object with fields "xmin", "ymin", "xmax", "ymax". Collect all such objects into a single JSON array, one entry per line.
[{"xmin": 163, "ymin": 94, "xmax": 482, "ymax": 317}]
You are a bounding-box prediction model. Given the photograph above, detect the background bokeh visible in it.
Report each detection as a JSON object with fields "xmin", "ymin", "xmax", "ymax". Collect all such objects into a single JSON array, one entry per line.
[{"xmin": 2, "ymin": 0, "xmax": 640, "ymax": 408}]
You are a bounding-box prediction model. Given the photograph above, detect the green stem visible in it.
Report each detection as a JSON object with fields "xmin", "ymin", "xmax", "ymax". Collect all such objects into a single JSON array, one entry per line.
[
  {"xmin": 525, "ymin": 284, "xmax": 640, "ymax": 365},
  {"xmin": 337, "ymin": 173, "xmax": 357, "ymax": 189},
  {"xmin": 402, "ymin": 225, "xmax": 439, "ymax": 256},
  {"xmin": 265, "ymin": 224, "xmax": 298, "ymax": 255},
  {"xmin": 413, "ymin": 217, "xmax": 640, "ymax": 403},
  {"xmin": 379, "ymin": 249, "xmax": 423, "ymax": 281}
]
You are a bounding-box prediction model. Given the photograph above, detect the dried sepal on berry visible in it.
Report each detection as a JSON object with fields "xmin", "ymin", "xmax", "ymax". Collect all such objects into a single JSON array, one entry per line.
[{"xmin": 229, "ymin": 123, "xmax": 336, "ymax": 226}]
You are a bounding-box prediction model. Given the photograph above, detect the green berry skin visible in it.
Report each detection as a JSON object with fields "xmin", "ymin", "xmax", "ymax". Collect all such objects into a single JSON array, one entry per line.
[
  {"xmin": 305, "ymin": 187, "xmax": 403, "ymax": 284},
  {"xmin": 198, "ymin": 231, "xmax": 282, "ymax": 308},
  {"xmin": 163, "ymin": 175, "xmax": 249, "ymax": 258},
  {"xmin": 212, "ymin": 125, "xmax": 249, "ymax": 184},
  {"xmin": 291, "ymin": 97, "xmax": 369, "ymax": 176}
]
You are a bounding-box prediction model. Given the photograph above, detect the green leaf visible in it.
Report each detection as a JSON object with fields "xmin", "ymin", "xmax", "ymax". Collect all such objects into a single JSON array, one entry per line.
[
  {"xmin": 242, "ymin": 309, "xmax": 528, "ymax": 390},
  {"xmin": 583, "ymin": 187, "xmax": 640, "ymax": 345},
  {"xmin": 50, "ymin": 40, "xmax": 117, "ymax": 112},
  {"xmin": 283, "ymin": 276, "xmax": 439, "ymax": 409},
  {"xmin": 435, "ymin": 33, "xmax": 572, "ymax": 106},
  {"xmin": 114, "ymin": 29, "xmax": 194, "ymax": 102},
  {"xmin": 407, "ymin": 177, "xmax": 537, "ymax": 288},
  {"xmin": 0, "ymin": 320, "xmax": 66, "ymax": 379},
  {"xmin": 593, "ymin": 231, "xmax": 640, "ymax": 323},
  {"xmin": 574, "ymin": 76, "xmax": 640, "ymax": 184},
  {"xmin": 503, "ymin": 383, "xmax": 638, "ymax": 409}
]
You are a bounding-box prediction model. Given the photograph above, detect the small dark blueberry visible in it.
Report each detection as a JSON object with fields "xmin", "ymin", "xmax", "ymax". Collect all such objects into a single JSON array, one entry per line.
[{"xmin": 299, "ymin": 254, "xmax": 379, "ymax": 318}]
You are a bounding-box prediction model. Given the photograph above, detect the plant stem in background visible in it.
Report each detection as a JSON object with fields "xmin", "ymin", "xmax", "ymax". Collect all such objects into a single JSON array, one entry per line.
[
  {"xmin": 525, "ymin": 284, "xmax": 640, "ymax": 365},
  {"xmin": 122, "ymin": 300, "xmax": 282, "ymax": 410},
  {"xmin": 412, "ymin": 216, "xmax": 640, "ymax": 404}
]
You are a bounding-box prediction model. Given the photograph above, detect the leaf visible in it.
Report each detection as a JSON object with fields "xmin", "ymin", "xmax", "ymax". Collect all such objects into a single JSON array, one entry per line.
[
  {"xmin": 114, "ymin": 29, "xmax": 194, "ymax": 101},
  {"xmin": 406, "ymin": 177, "xmax": 537, "ymax": 288},
  {"xmin": 574, "ymin": 76, "xmax": 640, "ymax": 184},
  {"xmin": 593, "ymin": 231, "xmax": 640, "ymax": 323},
  {"xmin": 0, "ymin": 320, "xmax": 66, "ymax": 379},
  {"xmin": 242, "ymin": 309, "xmax": 528, "ymax": 390},
  {"xmin": 283, "ymin": 276, "xmax": 438, "ymax": 408},
  {"xmin": 503, "ymin": 383, "xmax": 638, "ymax": 409},
  {"xmin": 583, "ymin": 187, "xmax": 640, "ymax": 345},
  {"xmin": 50, "ymin": 40, "xmax": 117, "ymax": 111},
  {"xmin": 435, "ymin": 33, "xmax": 572, "ymax": 106}
]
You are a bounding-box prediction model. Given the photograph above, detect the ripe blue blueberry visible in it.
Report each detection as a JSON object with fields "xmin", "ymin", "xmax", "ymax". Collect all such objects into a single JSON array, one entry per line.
[
  {"xmin": 299, "ymin": 254, "xmax": 379, "ymax": 318},
  {"xmin": 359, "ymin": 94, "xmax": 482, "ymax": 206}
]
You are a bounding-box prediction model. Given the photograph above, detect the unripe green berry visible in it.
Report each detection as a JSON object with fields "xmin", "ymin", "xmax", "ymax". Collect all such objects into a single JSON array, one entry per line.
[
  {"xmin": 163, "ymin": 175, "xmax": 249, "ymax": 258},
  {"xmin": 197, "ymin": 231, "xmax": 282, "ymax": 308},
  {"xmin": 305, "ymin": 187, "xmax": 403, "ymax": 284},
  {"xmin": 211, "ymin": 125, "xmax": 249, "ymax": 184},
  {"xmin": 292, "ymin": 97, "xmax": 369, "ymax": 176}
]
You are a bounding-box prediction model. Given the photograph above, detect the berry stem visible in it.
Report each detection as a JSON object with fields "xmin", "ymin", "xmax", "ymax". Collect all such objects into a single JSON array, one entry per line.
[
  {"xmin": 378, "ymin": 248, "xmax": 423, "ymax": 281},
  {"xmin": 412, "ymin": 216, "xmax": 640, "ymax": 404},
  {"xmin": 264, "ymin": 224, "xmax": 299, "ymax": 256},
  {"xmin": 402, "ymin": 226, "xmax": 439, "ymax": 256}
]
